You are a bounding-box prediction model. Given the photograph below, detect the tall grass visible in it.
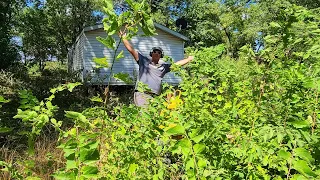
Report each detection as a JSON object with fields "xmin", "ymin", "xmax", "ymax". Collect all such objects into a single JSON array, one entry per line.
[{"xmin": 0, "ymin": 136, "xmax": 64, "ymax": 180}]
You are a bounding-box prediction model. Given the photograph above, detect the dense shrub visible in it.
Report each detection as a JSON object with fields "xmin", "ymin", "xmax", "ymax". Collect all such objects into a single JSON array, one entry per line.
[{"xmin": 1, "ymin": 2, "xmax": 320, "ymax": 180}]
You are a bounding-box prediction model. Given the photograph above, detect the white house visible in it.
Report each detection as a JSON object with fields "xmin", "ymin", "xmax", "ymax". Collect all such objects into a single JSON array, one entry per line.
[{"xmin": 68, "ymin": 23, "xmax": 189, "ymax": 85}]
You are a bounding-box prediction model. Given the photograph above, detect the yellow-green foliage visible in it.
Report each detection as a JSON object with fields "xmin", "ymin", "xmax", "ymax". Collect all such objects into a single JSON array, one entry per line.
[{"xmin": 1, "ymin": 1, "xmax": 320, "ymax": 180}]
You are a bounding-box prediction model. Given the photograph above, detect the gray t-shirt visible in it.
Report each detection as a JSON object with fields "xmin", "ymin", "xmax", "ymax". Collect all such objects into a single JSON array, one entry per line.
[{"xmin": 136, "ymin": 52, "xmax": 171, "ymax": 95}]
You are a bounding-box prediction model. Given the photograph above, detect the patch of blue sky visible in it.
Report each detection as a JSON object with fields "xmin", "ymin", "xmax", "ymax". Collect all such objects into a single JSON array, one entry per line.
[{"xmin": 26, "ymin": 0, "xmax": 46, "ymax": 8}]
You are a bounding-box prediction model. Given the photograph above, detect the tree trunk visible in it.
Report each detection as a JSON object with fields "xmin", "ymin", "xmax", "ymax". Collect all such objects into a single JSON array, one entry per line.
[{"xmin": 223, "ymin": 27, "xmax": 232, "ymax": 57}]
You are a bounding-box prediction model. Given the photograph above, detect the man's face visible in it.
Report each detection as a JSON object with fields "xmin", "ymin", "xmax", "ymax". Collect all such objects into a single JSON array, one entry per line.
[{"xmin": 151, "ymin": 50, "xmax": 162, "ymax": 63}]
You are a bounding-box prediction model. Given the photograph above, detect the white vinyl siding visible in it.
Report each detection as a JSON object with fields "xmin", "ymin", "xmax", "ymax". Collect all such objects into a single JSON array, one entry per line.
[
  {"xmin": 77, "ymin": 26, "xmax": 184, "ymax": 85},
  {"xmin": 69, "ymin": 31, "xmax": 85, "ymax": 80}
]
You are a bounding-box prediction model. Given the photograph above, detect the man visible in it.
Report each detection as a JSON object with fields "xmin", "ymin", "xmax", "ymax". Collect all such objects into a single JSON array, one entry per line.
[{"xmin": 120, "ymin": 32, "xmax": 194, "ymax": 107}]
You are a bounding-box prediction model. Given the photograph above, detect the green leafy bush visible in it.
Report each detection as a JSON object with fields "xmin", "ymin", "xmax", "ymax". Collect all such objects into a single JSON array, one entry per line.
[{"xmin": 1, "ymin": 1, "xmax": 320, "ymax": 180}]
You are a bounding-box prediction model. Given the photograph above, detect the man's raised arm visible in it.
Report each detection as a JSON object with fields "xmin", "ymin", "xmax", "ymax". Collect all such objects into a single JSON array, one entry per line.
[
  {"xmin": 175, "ymin": 56, "xmax": 194, "ymax": 66},
  {"xmin": 119, "ymin": 31, "xmax": 139, "ymax": 61}
]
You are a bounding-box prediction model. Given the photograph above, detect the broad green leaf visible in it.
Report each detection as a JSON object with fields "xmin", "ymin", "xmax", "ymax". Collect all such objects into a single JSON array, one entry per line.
[
  {"xmin": 186, "ymin": 159, "xmax": 194, "ymax": 170},
  {"xmin": 93, "ymin": 57, "xmax": 109, "ymax": 68},
  {"xmin": 132, "ymin": 1, "xmax": 140, "ymax": 11},
  {"xmin": 46, "ymin": 94, "xmax": 55, "ymax": 101},
  {"xmin": 102, "ymin": 0, "xmax": 114, "ymax": 15},
  {"xmin": 102, "ymin": 20, "xmax": 110, "ymax": 32},
  {"xmin": 141, "ymin": 23, "xmax": 151, "ymax": 36},
  {"xmin": 203, "ymin": 170, "xmax": 211, "ymax": 177},
  {"xmin": 66, "ymin": 160, "xmax": 76, "ymax": 170},
  {"xmin": 191, "ymin": 133, "xmax": 205, "ymax": 143},
  {"xmin": 146, "ymin": 19, "xmax": 156, "ymax": 34},
  {"xmin": 20, "ymin": 99, "xmax": 29, "ymax": 105},
  {"xmin": 52, "ymin": 84, "xmax": 62, "ymax": 92},
  {"xmin": 67, "ymin": 82, "xmax": 81, "ymax": 92},
  {"xmin": 14, "ymin": 110, "xmax": 38, "ymax": 121},
  {"xmin": 0, "ymin": 127, "xmax": 13, "ymax": 133},
  {"xmin": 0, "ymin": 96, "xmax": 9, "ymax": 103},
  {"xmin": 113, "ymin": 73, "xmax": 133, "ymax": 84},
  {"xmin": 65, "ymin": 111, "xmax": 88, "ymax": 124},
  {"xmin": 51, "ymin": 118, "xmax": 61, "ymax": 128},
  {"xmin": 129, "ymin": 163, "xmax": 138, "ymax": 174},
  {"xmin": 176, "ymin": 139, "xmax": 192, "ymax": 156},
  {"xmin": 197, "ymin": 158, "xmax": 207, "ymax": 168},
  {"xmin": 107, "ymin": 36, "xmax": 116, "ymax": 49},
  {"xmin": 292, "ymin": 160, "xmax": 318, "ymax": 177},
  {"xmin": 105, "ymin": 0, "xmax": 114, "ymax": 10},
  {"xmin": 46, "ymin": 101, "xmax": 54, "ymax": 110},
  {"xmin": 310, "ymin": 45, "xmax": 320, "ymax": 52},
  {"xmin": 213, "ymin": 44, "xmax": 225, "ymax": 56},
  {"xmin": 187, "ymin": 169, "xmax": 196, "ymax": 180},
  {"xmin": 188, "ymin": 129, "xmax": 200, "ymax": 139},
  {"xmin": 224, "ymin": 101, "xmax": 232, "ymax": 109},
  {"xmin": 165, "ymin": 125, "xmax": 185, "ymax": 136},
  {"xmin": 290, "ymin": 120, "xmax": 310, "ymax": 129},
  {"xmin": 34, "ymin": 105, "xmax": 40, "ymax": 111},
  {"xmin": 194, "ymin": 144, "xmax": 206, "ymax": 154},
  {"xmin": 81, "ymin": 166, "xmax": 99, "ymax": 176},
  {"xmin": 63, "ymin": 150, "xmax": 75, "ymax": 160},
  {"xmin": 290, "ymin": 174, "xmax": 309, "ymax": 180},
  {"xmin": 293, "ymin": 38, "xmax": 303, "ymax": 45},
  {"xmin": 302, "ymin": 79, "xmax": 315, "ymax": 89},
  {"xmin": 270, "ymin": 22, "xmax": 281, "ymax": 28},
  {"xmin": 278, "ymin": 150, "xmax": 291, "ymax": 160},
  {"xmin": 294, "ymin": 148, "xmax": 314, "ymax": 164},
  {"xmin": 140, "ymin": 15, "xmax": 156, "ymax": 36},
  {"xmin": 52, "ymin": 171, "xmax": 77, "ymax": 180},
  {"xmin": 116, "ymin": 51, "xmax": 124, "ymax": 60},
  {"xmin": 217, "ymin": 95, "xmax": 223, "ymax": 101},
  {"xmin": 90, "ymin": 96, "xmax": 103, "ymax": 103},
  {"xmin": 108, "ymin": 20, "xmax": 118, "ymax": 35},
  {"xmin": 82, "ymin": 140, "xmax": 100, "ymax": 150},
  {"xmin": 49, "ymin": 88, "xmax": 57, "ymax": 94},
  {"xmin": 311, "ymin": 29, "xmax": 320, "ymax": 34},
  {"xmin": 39, "ymin": 114, "xmax": 49, "ymax": 124},
  {"xmin": 125, "ymin": 0, "xmax": 134, "ymax": 7},
  {"xmin": 97, "ymin": 36, "xmax": 116, "ymax": 49},
  {"xmin": 303, "ymin": 53, "xmax": 310, "ymax": 60},
  {"xmin": 264, "ymin": 35, "xmax": 278, "ymax": 44},
  {"xmin": 79, "ymin": 149, "xmax": 99, "ymax": 162},
  {"xmin": 277, "ymin": 133, "xmax": 284, "ymax": 144}
]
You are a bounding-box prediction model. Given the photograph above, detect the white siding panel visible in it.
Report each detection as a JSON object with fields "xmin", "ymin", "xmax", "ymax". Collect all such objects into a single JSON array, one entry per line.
[
  {"xmin": 79, "ymin": 33, "xmax": 85, "ymax": 81},
  {"xmin": 83, "ymin": 28, "xmax": 184, "ymax": 85},
  {"xmin": 72, "ymin": 31, "xmax": 85, "ymax": 81},
  {"xmin": 72, "ymin": 37, "xmax": 81, "ymax": 71}
]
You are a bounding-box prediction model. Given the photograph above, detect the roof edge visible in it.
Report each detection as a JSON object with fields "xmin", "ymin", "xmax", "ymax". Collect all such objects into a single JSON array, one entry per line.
[
  {"xmin": 154, "ymin": 23, "xmax": 189, "ymax": 41},
  {"xmin": 83, "ymin": 23, "xmax": 189, "ymax": 41}
]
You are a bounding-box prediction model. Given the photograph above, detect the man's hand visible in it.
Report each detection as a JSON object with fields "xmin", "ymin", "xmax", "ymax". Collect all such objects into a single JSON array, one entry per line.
[
  {"xmin": 187, "ymin": 56, "xmax": 194, "ymax": 62},
  {"xmin": 118, "ymin": 29, "xmax": 127, "ymax": 38}
]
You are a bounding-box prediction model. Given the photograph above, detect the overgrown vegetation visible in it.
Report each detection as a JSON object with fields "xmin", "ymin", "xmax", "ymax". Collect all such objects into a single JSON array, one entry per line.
[{"xmin": 1, "ymin": 0, "xmax": 320, "ymax": 179}]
